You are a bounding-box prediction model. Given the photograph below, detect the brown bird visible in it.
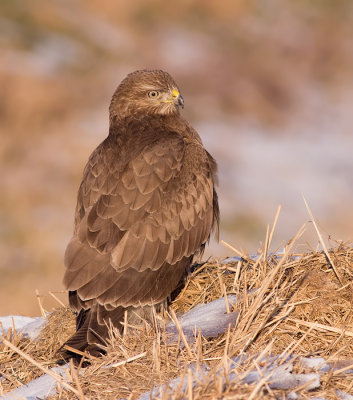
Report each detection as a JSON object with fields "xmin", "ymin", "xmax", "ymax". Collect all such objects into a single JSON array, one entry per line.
[{"xmin": 61, "ymin": 70, "xmax": 219, "ymax": 359}]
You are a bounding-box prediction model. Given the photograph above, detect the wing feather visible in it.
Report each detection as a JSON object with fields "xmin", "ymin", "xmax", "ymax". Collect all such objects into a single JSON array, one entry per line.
[
  {"xmin": 64, "ymin": 125, "xmax": 218, "ymax": 312},
  {"xmin": 63, "ymin": 238, "xmax": 109, "ymax": 290}
]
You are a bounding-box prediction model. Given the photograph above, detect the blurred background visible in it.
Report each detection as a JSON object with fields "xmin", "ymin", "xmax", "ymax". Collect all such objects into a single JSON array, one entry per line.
[{"xmin": 1, "ymin": 0, "xmax": 353, "ymax": 316}]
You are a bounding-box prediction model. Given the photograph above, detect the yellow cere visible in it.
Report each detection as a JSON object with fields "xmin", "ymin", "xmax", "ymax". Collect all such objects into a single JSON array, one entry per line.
[{"xmin": 172, "ymin": 89, "xmax": 180, "ymax": 98}]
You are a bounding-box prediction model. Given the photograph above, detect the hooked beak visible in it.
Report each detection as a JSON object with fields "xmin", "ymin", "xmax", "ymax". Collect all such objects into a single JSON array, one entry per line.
[{"xmin": 172, "ymin": 89, "xmax": 184, "ymax": 109}]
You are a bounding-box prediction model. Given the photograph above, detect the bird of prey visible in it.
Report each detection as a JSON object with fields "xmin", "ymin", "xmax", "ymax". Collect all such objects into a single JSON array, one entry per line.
[{"xmin": 60, "ymin": 69, "xmax": 219, "ymax": 359}]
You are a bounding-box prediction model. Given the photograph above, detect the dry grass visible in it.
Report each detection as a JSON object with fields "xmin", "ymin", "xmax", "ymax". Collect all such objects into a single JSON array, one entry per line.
[
  {"xmin": 0, "ymin": 308, "xmax": 75, "ymax": 392},
  {"xmin": 1, "ymin": 234, "xmax": 353, "ymax": 398}
]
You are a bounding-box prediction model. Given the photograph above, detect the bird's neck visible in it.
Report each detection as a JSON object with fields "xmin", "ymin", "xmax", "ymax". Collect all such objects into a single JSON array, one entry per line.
[{"xmin": 109, "ymin": 113, "xmax": 182, "ymax": 136}]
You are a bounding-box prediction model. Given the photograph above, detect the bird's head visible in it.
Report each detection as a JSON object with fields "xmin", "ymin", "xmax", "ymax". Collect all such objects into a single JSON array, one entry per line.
[{"xmin": 109, "ymin": 69, "xmax": 184, "ymax": 123}]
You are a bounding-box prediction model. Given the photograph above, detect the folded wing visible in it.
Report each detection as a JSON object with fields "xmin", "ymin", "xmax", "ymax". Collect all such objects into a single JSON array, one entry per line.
[{"xmin": 63, "ymin": 132, "xmax": 216, "ymax": 309}]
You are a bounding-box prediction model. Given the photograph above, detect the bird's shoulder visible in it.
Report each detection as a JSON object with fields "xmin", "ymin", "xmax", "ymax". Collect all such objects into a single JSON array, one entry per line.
[
  {"xmin": 75, "ymin": 114, "xmax": 214, "ymax": 216},
  {"xmin": 88, "ymin": 114, "xmax": 206, "ymax": 171}
]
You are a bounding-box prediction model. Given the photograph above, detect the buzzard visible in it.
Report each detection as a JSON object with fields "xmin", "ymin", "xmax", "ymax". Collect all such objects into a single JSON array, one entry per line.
[{"xmin": 61, "ymin": 70, "xmax": 219, "ymax": 359}]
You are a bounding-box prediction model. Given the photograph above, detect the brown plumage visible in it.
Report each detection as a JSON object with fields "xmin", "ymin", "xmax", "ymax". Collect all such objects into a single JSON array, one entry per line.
[{"xmin": 60, "ymin": 70, "xmax": 219, "ymax": 359}]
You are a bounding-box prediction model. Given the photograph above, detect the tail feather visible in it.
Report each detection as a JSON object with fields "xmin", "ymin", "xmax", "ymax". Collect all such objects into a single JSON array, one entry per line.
[{"xmin": 57, "ymin": 305, "xmax": 126, "ymax": 361}]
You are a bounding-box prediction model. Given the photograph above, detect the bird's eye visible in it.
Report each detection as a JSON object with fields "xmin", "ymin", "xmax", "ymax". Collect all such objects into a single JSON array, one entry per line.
[{"xmin": 148, "ymin": 90, "xmax": 159, "ymax": 98}]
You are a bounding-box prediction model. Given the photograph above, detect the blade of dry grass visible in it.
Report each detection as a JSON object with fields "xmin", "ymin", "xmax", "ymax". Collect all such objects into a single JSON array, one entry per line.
[
  {"xmin": 1, "ymin": 338, "xmax": 80, "ymax": 396},
  {"xmin": 265, "ymin": 205, "xmax": 281, "ymax": 260},
  {"xmin": 279, "ymin": 323, "xmax": 317, "ymax": 365},
  {"xmin": 220, "ymin": 240, "xmax": 248, "ymax": 259},
  {"xmin": 168, "ymin": 309, "xmax": 194, "ymax": 359},
  {"xmin": 187, "ymin": 367, "xmax": 193, "ymax": 400},
  {"xmin": 263, "ymin": 224, "xmax": 270, "ymax": 261},
  {"xmin": 234, "ymin": 224, "xmax": 306, "ymax": 353},
  {"xmin": 48, "ymin": 291, "xmax": 66, "ymax": 308},
  {"xmin": 288, "ymin": 318, "xmax": 353, "ymax": 338},
  {"xmin": 302, "ymin": 194, "xmax": 342, "ymax": 285},
  {"xmin": 35, "ymin": 289, "xmax": 46, "ymax": 318},
  {"xmin": 332, "ymin": 361, "xmax": 353, "ymax": 376},
  {"xmin": 107, "ymin": 351, "xmax": 148, "ymax": 368},
  {"xmin": 69, "ymin": 359, "xmax": 86, "ymax": 400},
  {"xmin": 3, "ymin": 231, "xmax": 353, "ymax": 399}
]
